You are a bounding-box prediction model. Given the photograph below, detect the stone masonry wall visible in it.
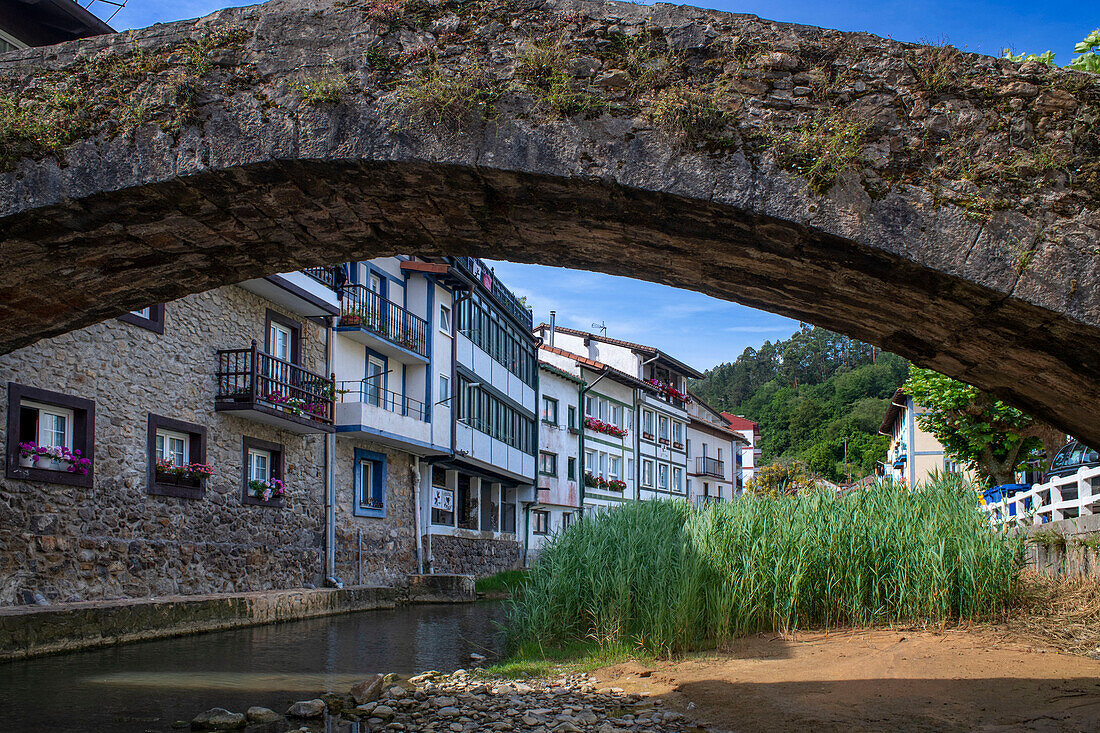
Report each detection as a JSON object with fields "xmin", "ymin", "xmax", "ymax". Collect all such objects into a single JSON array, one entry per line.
[
  {"xmin": 426, "ymin": 533, "xmax": 521, "ymax": 577},
  {"xmin": 333, "ymin": 436, "xmax": 419, "ymax": 586},
  {"xmin": 0, "ymin": 286, "xmax": 329, "ymax": 605}
]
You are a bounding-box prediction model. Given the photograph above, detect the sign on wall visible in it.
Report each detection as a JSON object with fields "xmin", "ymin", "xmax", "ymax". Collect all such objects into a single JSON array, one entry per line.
[{"xmin": 431, "ymin": 487, "xmax": 454, "ymax": 512}]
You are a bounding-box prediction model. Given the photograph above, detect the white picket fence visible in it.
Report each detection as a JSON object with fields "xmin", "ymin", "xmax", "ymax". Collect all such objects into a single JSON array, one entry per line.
[{"xmin": 983, "ymin": 464, "xmax": 1100, "ymax": 526}]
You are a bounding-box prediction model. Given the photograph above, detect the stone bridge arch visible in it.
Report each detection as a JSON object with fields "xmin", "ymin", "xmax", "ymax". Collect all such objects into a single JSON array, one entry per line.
[{"xmin": 0, "ymin": 0, "xmax": 1098, "ymax": 444}]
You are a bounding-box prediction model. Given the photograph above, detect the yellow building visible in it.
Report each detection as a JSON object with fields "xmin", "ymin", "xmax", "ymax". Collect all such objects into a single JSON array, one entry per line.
[{"xmin": 878, "ymin": 388, "xmax": 967, "ymax": 486}]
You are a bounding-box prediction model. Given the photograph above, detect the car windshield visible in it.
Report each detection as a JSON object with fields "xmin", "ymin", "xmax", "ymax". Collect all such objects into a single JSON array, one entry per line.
[{"xmin": 1050, "ymin": 443, "xmax": 1097, "ymax": 471}]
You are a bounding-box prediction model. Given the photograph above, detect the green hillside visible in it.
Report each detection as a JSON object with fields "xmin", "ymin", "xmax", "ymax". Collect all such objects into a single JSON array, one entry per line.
[{"xmin": 692, "ymin": 325, "xmax": 909, "ymax": 482}]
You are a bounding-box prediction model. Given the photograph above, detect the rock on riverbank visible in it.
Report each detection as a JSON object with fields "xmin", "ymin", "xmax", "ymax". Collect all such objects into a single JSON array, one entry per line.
[{"xmin": 345, "ymin": 668, "xmax": 694, "ymax": 732}]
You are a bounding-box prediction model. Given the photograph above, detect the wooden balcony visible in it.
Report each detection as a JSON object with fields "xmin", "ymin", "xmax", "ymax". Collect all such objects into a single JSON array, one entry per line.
[{"xmin": 215, "ymin": 341, "xmax": 335, "ymax": 434}]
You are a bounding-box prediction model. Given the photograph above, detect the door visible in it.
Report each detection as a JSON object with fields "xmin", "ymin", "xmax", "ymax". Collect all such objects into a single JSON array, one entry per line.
[
  {"xmin": 268, "ymin": 321, "xmax": 293, "ymax": 394},
  {"xmin": 366, "ymin": 355, "xmax": 384, "ymax": 407}
]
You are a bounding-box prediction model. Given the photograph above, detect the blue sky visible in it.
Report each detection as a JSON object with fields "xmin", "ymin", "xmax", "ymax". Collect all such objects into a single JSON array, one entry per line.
[{"xmin": 89, "ymin": 0, "xmax": 1092, "ymax": 369}]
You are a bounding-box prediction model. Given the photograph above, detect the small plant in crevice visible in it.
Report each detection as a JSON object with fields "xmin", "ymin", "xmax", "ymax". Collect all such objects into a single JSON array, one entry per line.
[
  {"xmin": 514, "ymin": 38, "xmax": 608, "ymax": 117},
  {"xmin": 1013, "ymin": 244, "xmax": 1038, "ymax": 275},
  {"xmin": 1030, "ymin": 528, "xmax": 1067, "ymax": 551},
  {"xmin": 770, "ymin": 110, "xmax": 869, "ymax": 194},
  {"xmin": 906, "ymin": 41, "xmax": 964, "ymax": 94},
  {"xmin": 294, "ymin": 61, "xmax": 351, "ymax": 104},
  {"xmin": 394, "ymin": 59, "xmax": 499, "ymax": 131},
  {"xmin": 648, "ymin": 84, "xmax": 730, "ymax": 148}
]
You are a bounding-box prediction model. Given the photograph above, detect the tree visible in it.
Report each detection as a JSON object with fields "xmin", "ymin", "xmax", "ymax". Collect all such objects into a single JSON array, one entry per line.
[{"xmin": 902, "ymin": 368, "xmax": 1064, "ymax": 485}]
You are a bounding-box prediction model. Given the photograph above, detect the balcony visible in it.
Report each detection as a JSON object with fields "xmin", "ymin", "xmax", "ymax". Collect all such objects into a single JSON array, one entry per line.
[
  {"xmin": 452, "ymin": 256, "xmax": 533, "ymax": 328},
  {"xmin": 693, "ymin": 456, "xmax": 724, "ymax": 478},
  {"xmin": 302, "ymin": 265, "xmax": 341, "ymax": 289},
  {"xmin": 335, "ymin": 380, "xmax": 432, "ymax": 450},
  {"xmin": 215, "ymin": 341, "xmax": 335, "ymax": 434},
  {"xmin": 338, "ymin": 284, "xmax": 429, "ymax": 362}
]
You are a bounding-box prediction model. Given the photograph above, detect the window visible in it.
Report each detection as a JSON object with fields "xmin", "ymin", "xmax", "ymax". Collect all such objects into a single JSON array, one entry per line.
[
  {"xmin": 430, "ymin": 466, "xmax": 454, "ymax": 526},
  {"xmin": 611, "ymin": 404, "xmax": 622, "ymax": 428},
  {"xmin": 598, "ymin": 398, "xmax": 609, "ymax": 422},
  {"xmin": 599, "ymin": 452, "xmax": 608, "ymax": 478},
  {"xmin": 658, "ymin": 415, "xmax": 670, "ymax": 443},
  {"xmin": 627, "ymin": 458, "xmax": 634, "ymax": 484},
  {"xmin": 7, "ymin": 383, "xmax": 95, "ymax": 489},
  {"xmin": 568, "ymin": 405, "xmax": 577, "ymax": 430},
  {"xmin": 539, "ymin": 451, "xmax": 557, "ymax": 477},
  {"xmin": 658, "ymin": 463, "xmax": 669, "ymax": 491},
  {"xmin": 686, "ymin": 438, "xmax": 691, "ymax": 458},
  {"xmin": 243, "ymin": 436, "xmax": 285, "ymax": 507},
  {"xmin": 542, "ymin": 396, "xmax": 558, "ymax": 424},
  {"xmin": 718, "ymin": 447, "xmax": 723, "ymax": 462},
  {"xmin": 642, "ymin": 410, "xmax": 655, "ymax": 439},
  {"xmin": 501, "ymin": 486, "xmax": 517, "ymax": 533},
  {"xmin": 264, "ymin": 310, "xmax": 301, "ymax": 365},
  {"xmin": 456, "ymin": 376, "xmax": 536, "ymax": 455},
  {"xmin": 585, "ymin": 395, "xmax": 595, "ymax": 417},
  {"xmin": 118, "ymin": 303, "xmax": 165, "ymax": 334},
  {"xmin": 454, "ymin": 293, "xmax": 538, "ymax": 387},
  {"xmin": 532, "ymin": 510, "xmax": 550, "ymax": 535},
  {"xmin": 147, "ymin": 414, "xmax": 206, "ymax": 499},
  {"xmin": 568, "ymin": 457, "xmax": 576, "ymax": 481},
  {"xmin": 609, "ymin": 455, "xmax": 622, "ymax": 480},
  {"xmin": 672, "ymin": 466, "xmax": 684, "ymax": 494},
  {"xmin": 352, "ymin": 448, "xmax": 387, "ymax": 516},
  {"xmin": 156, "ymin": 428, "xmax": 189, "ymax": 468},
  {"xmin": 673, "ymin": 421, "xmax": 683, "ymax": 446},
  {"xmin": 642, "ymin": 459, "xmax": 654, "ymax": 487},
  {"xmin": 561, "ymin": 512, "xmax": 573, "ymax": 530},
  {"xmin": 584, "ymin": 449, "xmax": 596, "ymax": 475},
  {"xmin": 439, "ymin": 375, "xmax": 450, "ymax": 405},
  {"xmin": 440, "ymin": 303, "xmax": 452, "ymax": 333}
]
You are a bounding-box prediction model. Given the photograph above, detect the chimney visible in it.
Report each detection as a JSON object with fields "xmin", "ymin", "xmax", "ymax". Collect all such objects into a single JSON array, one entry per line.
[{"xmin": 549, "ymin": 311, "xmax": 556, "ymax": 347}]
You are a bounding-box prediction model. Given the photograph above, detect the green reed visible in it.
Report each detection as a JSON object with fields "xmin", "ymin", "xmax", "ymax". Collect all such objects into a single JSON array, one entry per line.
[{"xmin": 508, "ymin": 474, "xmax": 1022, "ymax": 655}]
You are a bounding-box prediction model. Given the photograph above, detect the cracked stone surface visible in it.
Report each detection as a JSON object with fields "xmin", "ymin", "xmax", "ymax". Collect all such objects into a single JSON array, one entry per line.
[{"xmin": 0, "ymin": 0, "xmax": 1098, "ymax": 443}]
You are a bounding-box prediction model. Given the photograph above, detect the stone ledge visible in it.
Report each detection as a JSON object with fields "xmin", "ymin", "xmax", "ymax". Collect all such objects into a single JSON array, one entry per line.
[
  {"xmin": 0, "ymin": 584, "xmax": 413, "ymax": 661},
  {"xmin": 407, "ymin": 574, "xmax": 476, "ymax": 603}
]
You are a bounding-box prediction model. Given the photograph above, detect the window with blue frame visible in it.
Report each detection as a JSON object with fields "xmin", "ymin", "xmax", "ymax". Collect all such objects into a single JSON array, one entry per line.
[{"xmin": 354, "ymin": 448, "xmax": 387, "ymax": 517}]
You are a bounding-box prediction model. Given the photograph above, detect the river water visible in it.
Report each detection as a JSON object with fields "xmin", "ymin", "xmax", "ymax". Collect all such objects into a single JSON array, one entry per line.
[{"xmin": 0, "ymin": 601, "xmax": 507, "ymax": 732}]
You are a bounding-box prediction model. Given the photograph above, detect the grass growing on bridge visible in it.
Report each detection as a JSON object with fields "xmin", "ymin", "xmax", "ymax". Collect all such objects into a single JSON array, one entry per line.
[{"xmin": 507, "ymin": 476, "xmax": 1022, "ymax": 655}]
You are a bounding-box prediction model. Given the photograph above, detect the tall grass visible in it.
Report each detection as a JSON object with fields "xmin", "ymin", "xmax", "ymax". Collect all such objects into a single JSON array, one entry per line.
[{"xmin": 508, "ymin": 475, "xmax": 1023, "ymax": 655}]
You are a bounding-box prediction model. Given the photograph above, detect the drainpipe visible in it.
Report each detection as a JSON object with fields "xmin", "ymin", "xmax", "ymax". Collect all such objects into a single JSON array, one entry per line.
[
  {"xmin": 324, "ymin": 315, "xmax": 340, "ymax": 587},
  {"xmin": 413, "ymin": 456, "xmax": 423, "ymax": 573},
  {"xmin": 522, "ymin": 500, "xmax": 534, "ymax": 566},
  {"xmin": 577, "ymin": 367, "xmax": 612, "ymax": 516}
]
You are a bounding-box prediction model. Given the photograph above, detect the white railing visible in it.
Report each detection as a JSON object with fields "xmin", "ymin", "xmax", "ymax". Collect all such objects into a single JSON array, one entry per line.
[{"xmin": 984, "ymin": 464, "xmax": 1100, "ymax": 526}]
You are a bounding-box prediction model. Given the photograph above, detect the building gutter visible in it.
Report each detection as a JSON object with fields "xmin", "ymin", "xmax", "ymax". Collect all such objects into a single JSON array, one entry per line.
[{"xmin": 323, "ymin": 315, "xmax": 340, "ymax": 587}]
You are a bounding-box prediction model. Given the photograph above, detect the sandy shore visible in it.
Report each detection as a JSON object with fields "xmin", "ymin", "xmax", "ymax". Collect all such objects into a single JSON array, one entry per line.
[{"xmin": 598, "ymin": 627, "xmax": 1100, "ymax": 732}]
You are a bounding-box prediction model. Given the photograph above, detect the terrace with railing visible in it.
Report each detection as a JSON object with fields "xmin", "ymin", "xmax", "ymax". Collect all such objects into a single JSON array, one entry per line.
[
  {"xmin": 452, "ymin": 256, "xmax": 533, "ymax": 328},
  {"xmin": 339, "ymin": 283, "xmax": 429, "ymax": 359},
  {"xmin": 984, "ymin": 465, "xmax": 1100, "ymax": 526},
  {"xmin": 693, "ymin": 456, "xmax": 724, "ymax": 478},
  {"xmin": 215, "ymin": 341, "xmax": 335, "ymax": 433},
  {"xmin": 337, "ymin": 380, "xmax": 427, "ymax": 421}
]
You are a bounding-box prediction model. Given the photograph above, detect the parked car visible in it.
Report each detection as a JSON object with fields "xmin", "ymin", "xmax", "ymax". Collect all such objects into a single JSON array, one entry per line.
[{"xmin": 1044, "ymin": 440, "xmax": 1100, "ymax": 481}]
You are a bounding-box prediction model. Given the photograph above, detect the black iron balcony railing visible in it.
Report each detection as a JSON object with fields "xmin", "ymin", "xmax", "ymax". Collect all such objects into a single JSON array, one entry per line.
[
  {"xmin": 302, "ymin": 265, "xmax": 340, "ymax": 289},
  {"xmin": 215, "ymin": 341, "xmax": 335, "ymax": 426},
  {"xmin": 340, "ymin": 284, "xmax": 429, "ymax": 358},
  {"xmin": 452, "ymin": 256, "xmax": 533, "ymax": 328},
  {"xmin": 337, "ymin": 379, "xmax": 427, "ymax": 422},
  {"xmin": 695, "ymin": 456, "xmax": 724, "ymax": 478}
]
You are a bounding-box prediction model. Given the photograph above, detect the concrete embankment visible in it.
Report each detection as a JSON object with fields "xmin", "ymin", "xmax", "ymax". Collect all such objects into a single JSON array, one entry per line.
[
  {"xmin": 0, "ymin": 574, "xmax": 474, "ymax": 661},
  {"xmin": 1023, "ymin": 514, "xmax": 1100, "ymax": 579}
]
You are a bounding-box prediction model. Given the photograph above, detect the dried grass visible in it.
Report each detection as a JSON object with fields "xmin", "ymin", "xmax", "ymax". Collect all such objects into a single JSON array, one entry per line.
[{"xmin": 999, "ymin": 570, "xmax": 1100, "ymax": 657}]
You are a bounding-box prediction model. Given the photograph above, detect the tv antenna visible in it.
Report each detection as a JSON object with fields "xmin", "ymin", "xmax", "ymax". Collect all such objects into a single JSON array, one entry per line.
[
  {"xmin": 591, "ymin": 321, "xmax": 607, "ymax": 337},
  {"xmin": 85, "ymin": 0, "xmax": 129, "ymax": 23}
]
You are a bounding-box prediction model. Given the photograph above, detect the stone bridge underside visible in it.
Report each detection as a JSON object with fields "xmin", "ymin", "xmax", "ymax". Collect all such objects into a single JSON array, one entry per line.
[{"xmin": 0, "ymin": 0, "xmax": 1098, "ymax": 443}]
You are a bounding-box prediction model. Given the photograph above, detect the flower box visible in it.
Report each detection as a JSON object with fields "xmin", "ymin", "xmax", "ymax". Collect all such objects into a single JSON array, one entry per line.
[
  {"xmin": 659, "ymin": 437, "xmax": 670, "ymax": 446},
  {"xmin": 642, "ymin": 432, "xmax": 655, "ymax": 441},
  {"xmin": 248, "ymin": 478, "xmax": 285, "ymax": 503},
  {"xmin": 155, "ymin": 459, "xmax": 214, "ymax": 487},
  {"xmin": 583, "ymin": 416, "xmax": 628, "ymax": 438},
  {"xmin": 673, "ymin": 442, "xmax": 684, "ymax": 449},
  {"xmin": 18, "ymin": 442, "xmax": 91, "ymax": 475}
]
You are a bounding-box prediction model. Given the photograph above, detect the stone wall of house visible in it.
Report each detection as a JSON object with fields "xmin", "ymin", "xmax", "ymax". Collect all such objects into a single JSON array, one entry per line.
[
  {"xmin": 426, "ymin": 533, "xmax": 522, "ymax": 577},
  {"xmin": 332, "ymin": 437, "xmax": 419, "ymax": 586},
  {"xmin": 0, "ymin": 286, "xmax": 330, "ymax": 605}
]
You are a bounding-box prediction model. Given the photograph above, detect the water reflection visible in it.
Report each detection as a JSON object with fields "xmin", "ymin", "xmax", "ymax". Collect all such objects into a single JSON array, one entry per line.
[{"xmin": 0, "ymin": 601, "xmax": 505, "ymax": 733}]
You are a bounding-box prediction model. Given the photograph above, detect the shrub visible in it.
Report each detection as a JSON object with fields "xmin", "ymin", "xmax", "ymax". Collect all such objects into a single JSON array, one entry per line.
[
  {"xmin": 508, "ymin": 475, "xmax": 1023, "ymax": 655},
  {"xmin": 294, "ymin": 62, "xmax": 350, "ymax": 104},
  {"xmin": 649, "ymin": 85, "xmax": 729, "ymax": 147},
  {"xmin": 514, "ymin": 38, "xmax": 607, "ymax": 117}
]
